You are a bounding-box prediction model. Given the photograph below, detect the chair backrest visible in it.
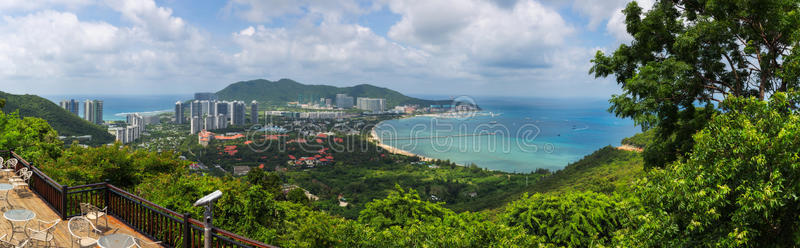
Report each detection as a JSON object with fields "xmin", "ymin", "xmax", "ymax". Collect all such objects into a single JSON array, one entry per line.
[
  {"xmin": 22, "ymin": 171, "xmax": 32, "ymax": 181},
  {"xmin": 6, "ymin": 159, "xmax": 16, "ymax": 169},
  {"xmin": 68, "ymin": 216, "xmax": 97, "ymax": 239},
  {"xmin": 16, "ymin": 167, "xmax": 27, "ymax": 176}
]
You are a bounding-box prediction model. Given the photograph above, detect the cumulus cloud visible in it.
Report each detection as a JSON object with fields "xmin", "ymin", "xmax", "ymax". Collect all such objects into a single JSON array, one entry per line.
[
  {"xmin": 387, "ymin": 0, "xmax": 573, "ymax": 71},
  {"xmin": 0, "ymin": 0, "xmax": 232, "ymax": 94},
  {"xmin": 0, "ymin": 0, "xmax": 629, "ymax": 97}
]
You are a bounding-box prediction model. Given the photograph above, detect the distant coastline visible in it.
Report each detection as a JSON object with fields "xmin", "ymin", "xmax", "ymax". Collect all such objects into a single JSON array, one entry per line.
[{"xmin": 370, "ymin": 120, "xmax": 435, "ymax": 163}]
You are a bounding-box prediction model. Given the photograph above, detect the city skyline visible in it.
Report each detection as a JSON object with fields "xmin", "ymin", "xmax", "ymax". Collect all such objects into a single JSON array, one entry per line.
[{"xmin": 0, "ymin": 0, "xmax": 652, "ymax": 98}]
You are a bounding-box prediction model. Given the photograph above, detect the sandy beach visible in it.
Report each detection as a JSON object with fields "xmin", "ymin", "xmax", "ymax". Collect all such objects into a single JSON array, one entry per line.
[{"xmin": 370, "ymin": 124, "xmax": 435, "ymax": 162}]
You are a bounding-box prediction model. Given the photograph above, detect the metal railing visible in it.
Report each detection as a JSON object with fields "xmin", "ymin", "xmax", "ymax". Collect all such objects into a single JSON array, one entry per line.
[{"xmin": 2, "ymin": 150, "xmax": 278, "ymax": 248}]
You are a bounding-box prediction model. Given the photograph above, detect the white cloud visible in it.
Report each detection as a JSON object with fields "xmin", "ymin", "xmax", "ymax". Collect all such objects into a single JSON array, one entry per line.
[
  {"xmin": 0, "ymin": 0, "xmax": 627, "ymax": 97},
  {"xmin": 0, "ymin": 0, "xmax": 233, "ymax": 94},
  {"xmin": 387, "ymin": 0, "xmax": 573, "ymax": 71}
]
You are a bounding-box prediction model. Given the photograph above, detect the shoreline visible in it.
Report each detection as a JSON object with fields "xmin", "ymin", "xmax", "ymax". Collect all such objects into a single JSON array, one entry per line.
[{"xmin": 369, "ymin": 120, "xmax": 437, "ymax": 163}]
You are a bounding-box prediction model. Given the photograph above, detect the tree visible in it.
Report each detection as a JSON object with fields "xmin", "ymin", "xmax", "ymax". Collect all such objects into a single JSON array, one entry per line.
[
  {"xmin": 286, "ymin": 188, "xmax": 311, "ymax": 206},
  {"xmin": 0, "ymin": 110, "xmax": 63, "ymax": 162},
  {"xmin": 358, "ymin": 185, "xmax": 453, "ymax": 229},
  {"xmin": 503, "ymin": 191, "xmax": 624, "ymax": 247},
  {"xmin": 590, "ymin": 0, "xmax": 800, "ymax": 168},
  {"xmin": 632, "ymin": 92, "xmax": 800, "ymax": 246}
]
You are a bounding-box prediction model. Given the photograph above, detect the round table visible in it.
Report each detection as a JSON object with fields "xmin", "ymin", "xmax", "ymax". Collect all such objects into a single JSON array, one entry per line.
[
  {"xmin": 0, "ymin": 184, "xmax": 13, "ymax": 209},
  {"xmin": 98, "ymin": 234, "xmax": 135, "ymax": 248},
  {"xmin": 3, "ymin": 209, "xmax": 34, "ymax": 241}
]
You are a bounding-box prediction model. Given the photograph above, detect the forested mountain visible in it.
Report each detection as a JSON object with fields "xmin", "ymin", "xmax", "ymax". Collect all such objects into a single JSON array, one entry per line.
[
  {"xmin": 0, "ymin": 91, "xmax": 114, "ymax": 145},
  {"xmin": 216, "ymin": 78, "xmax": 454, "ymax": 107}
]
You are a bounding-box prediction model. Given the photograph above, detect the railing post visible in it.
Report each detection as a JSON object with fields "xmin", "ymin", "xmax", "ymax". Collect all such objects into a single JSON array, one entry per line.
[
  {"xmin": 104, "ymin": 180, "xmax": 110, "ymax": 211},
  {"xmin": 61, "ymin": 185, "xmax": 68, "ymax": 220},
  {"xmin": 183, "ymin": 213, "xmax": 191, "ymax": 248}
]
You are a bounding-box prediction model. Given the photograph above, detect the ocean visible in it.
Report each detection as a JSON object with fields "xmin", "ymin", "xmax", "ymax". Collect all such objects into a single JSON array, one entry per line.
[
  {"xmin": 42, "ymin": 94, "xmax": 191, "ymax": 121},
  {"xmin": 375, "ymin": 96, "xmax": 640, "ymax": 173}
]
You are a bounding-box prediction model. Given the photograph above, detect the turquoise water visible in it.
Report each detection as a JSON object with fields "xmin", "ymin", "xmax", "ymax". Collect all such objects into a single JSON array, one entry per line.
[
  {"xmin": 43, "ymin": 94, "xmax": 191, "ymax": 121},
  {"xmin": 375, "ymin": 97, "xmax": 640, "ymax": 173}
]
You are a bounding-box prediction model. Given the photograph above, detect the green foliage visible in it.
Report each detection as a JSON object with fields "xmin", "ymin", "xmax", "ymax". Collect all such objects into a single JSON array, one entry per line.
[
  {"xmin": 528, "ymin": 146, "xmax": 644, "ymax": 194},
  {"xmin": 244, "ymin": 167, "xmax": 283, "ymax": 199},
  {"xmin": 0, "ymin": 110, "xmax": 63, "ymax": 162},
  {"xmin": 620, "ymin": 129, "xmax": 654, "ymax": 148},
  {"xmin": 286, "ymin": 188, "xmax": 311, "ymax": 206},
  {"xmin": 590, "ymin": 0, "xmax": 800, "ymax": 168},
  {"xmin": 358, "ymin": 185, "xmax": 453, "ymax": 229},
  {"xmin": 216, "ymin": 78, "xmax": 452, "ymax": 107},
  {"xmin": 0, "ymin": 91, "xmax": 114, "ymax": 145},
  {"xmin": 632, "ymin": 92, "xmax": 800, "ymax": 247},
  {"xmin": 503, "ymin": 191, "xmax": 624, "ymax": 247},
  {"xmin": 43, "ymin": 143, "xmax": 188, "ymax": 187}
]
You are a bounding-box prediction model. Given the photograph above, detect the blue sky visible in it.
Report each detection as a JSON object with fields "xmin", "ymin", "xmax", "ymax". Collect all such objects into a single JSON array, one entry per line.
[{"xmin": 0, "ymin": 0, "xmax": 652, "ymax": 98}]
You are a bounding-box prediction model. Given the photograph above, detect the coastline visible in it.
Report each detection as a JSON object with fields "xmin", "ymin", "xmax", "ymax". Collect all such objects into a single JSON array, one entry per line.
[{"xmin": 369, "ymin": 120, "xmax": 435, "ymax": 163}]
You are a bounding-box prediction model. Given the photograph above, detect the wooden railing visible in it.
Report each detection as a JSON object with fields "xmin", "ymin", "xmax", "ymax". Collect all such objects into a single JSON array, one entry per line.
[{"xmin": 1, "ymin": 150, "xmax": 278, "ymax": 248}]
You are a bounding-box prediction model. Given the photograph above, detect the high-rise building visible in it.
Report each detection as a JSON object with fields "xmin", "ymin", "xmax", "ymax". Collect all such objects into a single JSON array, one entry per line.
[
  {"xmin": 108, "ymin": 127, "xmax": 127, "ymax": 144},
  {"xmin": 200, "ymin": 100, "xmax": 211, "ymax": 116},
  {"xmin": 250, "ymin": 100, "xmax": 258, "ymax": 124},
  {"xmin": 194, "ymin": 92, "xmax": 218, "ymax": 101},
  {"xmin": 217, "ymin": 114, "xmax": 228, "ymax": 129},
  {"xmin": 336, "ymin": 94, "xmax": 354, "ymax": 109},
  {"xmin": 59, "ymin": 99, "xmax": 79, "ymax": 115},
  {"xmin": 190, "ymin": 100, "xmax": 201, "ymax": 118},
  {"xmin": 204, "ymin": 115, "xmax": 216, "ymax": 130},
  {"xmin": 84, "ymin": 100, "xmax": 104, "ymax": 125},
  {"xmin": 175, "ymin": 101, "xmax": 184, "ymax": 124},
  {"xmin": 216, "ymin": 101, "xmax": 229, "ymax": 116},
  {"xmin": 356, "ymin": 98, "xmax": 385, "ymax": 113},
  {"xmin": 190, "ymin": 116, "xmax": 201, "ymax": 134},
  {"xmin": 229, "ymin": 101, "xmax": 245, "ymax": 126}
]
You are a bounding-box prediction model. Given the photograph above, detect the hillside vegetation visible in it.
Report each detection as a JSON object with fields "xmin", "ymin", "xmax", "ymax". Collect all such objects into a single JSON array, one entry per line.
[
  {"xmin": 0, "ymin": 91, "xmax": 113, "ymax": 145},
  {"xmin": 216, "ymin": 78, "xmax": 453, "ymax": 107}
]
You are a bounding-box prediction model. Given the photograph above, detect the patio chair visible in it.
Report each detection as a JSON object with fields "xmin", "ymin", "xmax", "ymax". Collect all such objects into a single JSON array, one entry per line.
[
  {"xmin": 2, "ymin": 159, "xmax": 15, "ymax": 180},
  {"xmin": 68, "ymin": 216, "xmax": 100, "ymax": 248},
  {"xmin": 10, "ymin": 171, "xmax": 31, "ymax": 194},
  {"xmin": 133, "ymin": 237, "xmax": 163, "ymax": 248},
  {"xmin": 80, "ymin": 202, "xmax": 108, "ymax": 229},
  {"xmin": 0, "ymin": 234, "xmax": 29, "ymax": 248},
  {"xmin": 8, "ymin": 167, "xmax": 26, "ymax": 183},
  {"xmin": 26, "ymin": 218, "xmax": 60, "ymax": 247}
]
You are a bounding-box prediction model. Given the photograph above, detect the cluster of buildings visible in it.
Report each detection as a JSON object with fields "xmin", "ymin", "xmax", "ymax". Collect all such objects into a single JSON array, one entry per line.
[
  {"xmin": 356, "ymin": 97, "xmax": 386, "ymax": 113},
  {"xmin": 179, "ymin": 94, "xmax": 258, "ymax": 134},
  {"xmin": 265, "ymin": 111, "xmax": 350, "ymax": 119},
  {"xmin": 108, "ymin": 113, "xmax": 159, "ymax": 144},
  {"xmin": 59, "ymin": 99, "xmax": 104, "ymax": 125}
]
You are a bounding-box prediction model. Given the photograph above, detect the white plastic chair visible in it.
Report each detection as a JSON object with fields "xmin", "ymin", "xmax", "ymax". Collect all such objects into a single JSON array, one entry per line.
[
  {"xmin": 26, "ymin": 218, "xmax": 60, "ymax": 247},
  {"xmin": 11, "ymin": 171, "xmax": 31, "ymax": 194},
  {"xmin": 2, "ymin": 159, "xmax": 15, "ymax": 180},
  {"xmin": 80, "ymin": 203, "xmax": 108, "ymax": 229},
  {"xmin": 0, "ymin": 234, "xmax": 29, "ymax": 248},
  {"xmin": 9, "ymin": 167, "xmax": 26, "ymax": 183},
  {"xmin": 68, "ymin": 216, "xmax": 100, "ymax": 248}
]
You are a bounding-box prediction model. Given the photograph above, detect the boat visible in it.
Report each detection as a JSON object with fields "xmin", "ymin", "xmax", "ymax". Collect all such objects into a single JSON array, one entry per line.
[{"xmin": 489, "ymin": 121, "xmax": 498, "ymax": 124}]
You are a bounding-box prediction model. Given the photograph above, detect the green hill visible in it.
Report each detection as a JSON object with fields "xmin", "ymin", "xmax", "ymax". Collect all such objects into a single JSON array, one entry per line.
[
  {"xmin": 0, "ymin": 91, "xmax": 114, "ymax": 145},
  {"xmin": 528, "ymin": 146, "xmax": 644, "ymax": 194},
  {"xmin": 216, "ymin": 78, "xmax": 454, "ymax": 107}
]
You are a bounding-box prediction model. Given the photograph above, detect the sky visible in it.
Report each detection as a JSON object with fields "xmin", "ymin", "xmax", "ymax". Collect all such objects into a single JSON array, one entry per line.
[{"xmin": 0, "ymin": 0, "xmax": 653, "ymax": 98}]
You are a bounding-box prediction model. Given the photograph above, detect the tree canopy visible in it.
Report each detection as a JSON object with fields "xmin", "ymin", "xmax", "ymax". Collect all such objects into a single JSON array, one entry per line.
[
  {"xmin": 631, "ymin": 92, "xmax": 800, "ymax": 246},
  {"xmin": 590, "ymin": 0, "xmax": 800, "ymax": 168}
]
